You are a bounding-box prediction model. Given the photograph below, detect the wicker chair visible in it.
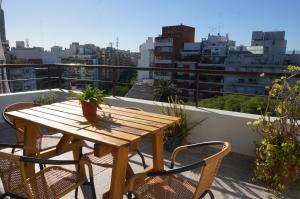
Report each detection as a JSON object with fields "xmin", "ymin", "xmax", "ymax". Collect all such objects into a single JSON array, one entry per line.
[
  {"xmin": 0, "ymin": 143, "xmax": 96, "ymax": 199},
  {"xmin": 126, "ymin": 141, "xmax": 231, "ymax": 199},
  {"xmin": 2, "ymin": 102, "xmax": 62, "ymax": 154},
  {"xmin": 81, "ymin": 107, "xmax": 147, "ymax": 169}
]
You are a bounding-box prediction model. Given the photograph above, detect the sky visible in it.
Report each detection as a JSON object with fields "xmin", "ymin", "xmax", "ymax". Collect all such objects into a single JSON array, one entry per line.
[{"xmin": 4, "ymin": 0, "xmax": 300, "ymax": 52}]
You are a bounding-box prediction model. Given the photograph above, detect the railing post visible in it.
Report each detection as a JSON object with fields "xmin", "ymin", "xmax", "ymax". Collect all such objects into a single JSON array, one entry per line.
[
  {"xmin": 112, "ymin": 67, "xmax": 116, "ymax": 96},
  {"xmin": 195, "ymin": 72, "xmax": 199, "ymax": 107},
  {"xmin": 57, "ymin": 65, "xmax": 63, "ymax": 89},
  {"xmin": 47, "ymin": 65, "xmax": 50, "ymax": 89}
]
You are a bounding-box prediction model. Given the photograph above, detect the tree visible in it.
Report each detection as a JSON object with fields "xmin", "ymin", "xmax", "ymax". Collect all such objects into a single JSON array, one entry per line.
[{"xmin": 153, "ymin": 79, "xmax": 177, "ymax": 102}]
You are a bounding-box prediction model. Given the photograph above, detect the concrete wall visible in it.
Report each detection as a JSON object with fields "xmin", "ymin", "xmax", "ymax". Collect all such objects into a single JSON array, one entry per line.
[
  {"xmin": 104, "ymin": 96, "xmax": 262, "ymax": 157},
  {"xmin": 0, "ymin": 90, "xmax": 262, "ymax": 156},
  {"xmin": 0, "ymin": 89, "xmax": 67, "ymax": 123}
]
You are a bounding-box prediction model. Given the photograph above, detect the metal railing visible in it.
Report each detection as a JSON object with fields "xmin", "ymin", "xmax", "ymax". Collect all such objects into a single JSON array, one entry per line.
[{"xmin": 0, "ymin": 64, "xmax": 299, "ymax": 106}]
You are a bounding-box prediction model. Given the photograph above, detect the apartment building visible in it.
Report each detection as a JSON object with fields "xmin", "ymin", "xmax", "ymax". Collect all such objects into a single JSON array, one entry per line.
[
  {"xmin": 224, "ymin": 31, "xmax": 299, "ymax": 95},
  {"xmin": 154, "ymin": 24, "xmax": 195, "ymax": 79},
  {"xmin": 137, "ymin": 37, "xmax": 154, "ymax": 81}
]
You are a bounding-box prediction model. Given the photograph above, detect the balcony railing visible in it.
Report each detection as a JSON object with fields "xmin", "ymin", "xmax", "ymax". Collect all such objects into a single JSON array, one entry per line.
[{"xmin": 0, "ymin": 64, "xmax": 299, "ymax": 106}]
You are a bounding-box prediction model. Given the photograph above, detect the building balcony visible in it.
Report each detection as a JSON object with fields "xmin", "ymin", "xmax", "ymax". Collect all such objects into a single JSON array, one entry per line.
[
  {"xmin": 154, "ymin": 59, "xmax": 172, "ymax": 64},
  {"xmin": 0, "ymin": 89, "xmax": 298, "ymax": 198}
]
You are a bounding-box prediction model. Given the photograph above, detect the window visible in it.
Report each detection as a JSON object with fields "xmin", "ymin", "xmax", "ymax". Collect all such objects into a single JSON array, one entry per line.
[
  {"xmin": 156, "ymin": 46, "xmax": 173, "ymax": 52},
  {"xmin": 238, "ymin": 79, "xmax": 245, "ymax": 83}
]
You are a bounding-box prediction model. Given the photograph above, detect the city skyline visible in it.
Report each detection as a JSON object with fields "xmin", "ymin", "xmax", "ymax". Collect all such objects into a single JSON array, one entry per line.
[{"xmin": 4, "ymin": 0, "xmax": 300, "ymax": 51}]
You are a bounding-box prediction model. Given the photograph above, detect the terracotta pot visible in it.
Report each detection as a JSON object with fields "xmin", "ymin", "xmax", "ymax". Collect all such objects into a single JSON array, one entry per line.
[{"xmin": 81, "ymin": 101, "xmax": 97, "ymax": 116}]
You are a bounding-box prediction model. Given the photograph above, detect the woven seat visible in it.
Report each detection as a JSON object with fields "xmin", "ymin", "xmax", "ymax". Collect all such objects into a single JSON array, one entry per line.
[
  {"xmin": 28, "ymin": 166, "xmax": 84, "ymax": 199},
  {"xmin": 3, "ymin": 102, "xmax": 62, "ymax": 154},
  {"xmin": 0, "ymin": 145, "xmax": 96, "ymax": 199},
  {"xmin": 133, "ymin": 175, "xmax": 196, "ymax": 199},
  {"xmin": 128, "ymin": 141, "xmax": 231, "ymax": 199}
]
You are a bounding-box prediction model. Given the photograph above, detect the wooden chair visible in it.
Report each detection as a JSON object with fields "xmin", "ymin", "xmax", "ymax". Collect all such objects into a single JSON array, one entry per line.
[
  {"xmin": 126, "ymin": 141, "xmax": 231, "ymax": 199},
  {"xmin": 0, "ymin": 143, "xmax": 96, "ymax": 199},
  {"xmin": 2, "ymin": 102, "xmax": 62, "ymax": 154},
  {"xmin": 81, "ymin": 107, "xmax": 147, "ymax": 169}
]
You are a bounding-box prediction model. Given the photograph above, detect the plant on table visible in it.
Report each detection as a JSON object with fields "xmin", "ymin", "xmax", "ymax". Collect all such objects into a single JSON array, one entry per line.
[
  {"xmin": 161, "ymin": 96, "xmax": 206, "ymax": 152},
  {"xmin": 33, "ymin": 95, "xmax": 57, "ymax": 106},
  {"xmin": 248, "ymin": 65, "xmax": 300, "ymax": 194},
  {"xmin": 69, "ymin": 85, "xmax": 105, "ymax": 116}
]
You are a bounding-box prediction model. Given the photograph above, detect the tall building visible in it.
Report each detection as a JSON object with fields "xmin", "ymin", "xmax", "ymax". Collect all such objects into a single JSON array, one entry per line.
[
  {"xmin": 224, "ymin": 31, "xmax": 299, "ymax": 95},
  {"xmin": 0, "ymin": 0, "xmax": 6, "ymax": 43},
  {"xmin": 137, "ymin": 37, "xmax": 154, "ymax": 81},
  {"xmin": 154, "ymin": 24, "xmax": 195, "ymax": 79}
]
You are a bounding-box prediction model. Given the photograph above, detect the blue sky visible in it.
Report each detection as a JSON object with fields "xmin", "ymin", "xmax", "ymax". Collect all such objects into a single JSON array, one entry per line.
[{"xmin": 4, "ymin": 0, "xmax": 300, "ymax": 52}]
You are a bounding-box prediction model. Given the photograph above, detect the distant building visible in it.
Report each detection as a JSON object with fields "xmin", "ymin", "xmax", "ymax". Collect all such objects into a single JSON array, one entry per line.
[
  {"xmin": 137, "ymin": 37, "xmax": 154, "ymax": 81},
  {"xmin": 224, "ymin": 31, "xmax": 299, "ymax": 95},
  {"xmin": 0, "ymin": 2, "xmax": 6, "ymax": 43},
  {"xmin": 154, "ymin": 24, "xmax": 195, "ymax": 79}
]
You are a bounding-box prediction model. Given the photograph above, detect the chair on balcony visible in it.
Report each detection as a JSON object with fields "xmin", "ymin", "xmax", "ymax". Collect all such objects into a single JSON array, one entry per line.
[
  {"xmin": 0, "ymin": 143, "xmax": 96, "ymax": 199},
  {"xmin": 126, "ymin": 141, "xmax": 231, "ymax": 199},
  {"xmin": 81, "ymin": 107, "xmax": 147, "ymax": 169},
  {"xmin": 2, "ymin": 102, "xmax": 62, "ymax": 154}
]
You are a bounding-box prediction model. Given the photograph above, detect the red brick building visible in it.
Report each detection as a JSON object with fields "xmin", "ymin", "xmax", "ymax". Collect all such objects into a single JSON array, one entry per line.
[{"xmin": 154, "ymin": 24, "xmax": 195, "ymax": 79}]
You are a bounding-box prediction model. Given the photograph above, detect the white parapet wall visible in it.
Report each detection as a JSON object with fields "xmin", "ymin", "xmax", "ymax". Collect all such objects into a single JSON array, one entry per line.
[
  {"xmin": 104, "ymin": 96, "xmax": 263, "ymax": 157},
  {"xmin": 0, "ymin": 90, "xmax": 262, "ymax": 157},
  {"xmin": 0, "ymin": 89, "xmax": 69, "ymax": 123}
]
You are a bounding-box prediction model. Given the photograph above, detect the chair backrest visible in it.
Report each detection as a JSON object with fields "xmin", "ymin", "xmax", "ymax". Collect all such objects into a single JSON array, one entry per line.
[
  {"xmin": 125, "ymin": 107, "xmax": 143, "ymax": 111},
  {"xmin": 3, "ymin": 102, "xmax": 34, "ymax": 143},
  {"xmin": 0, "ymin": 151, "xmax": 33, "ymax": 198},
  {"xmin": 193, "ymin": 142, "xmax": 231, "ymax": 198}
]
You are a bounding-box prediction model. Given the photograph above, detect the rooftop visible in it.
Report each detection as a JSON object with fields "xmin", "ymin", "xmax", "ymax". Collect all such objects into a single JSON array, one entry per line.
[{"xmin": 0, "ymin": 90, "xmax": 299, "ymax": 198}]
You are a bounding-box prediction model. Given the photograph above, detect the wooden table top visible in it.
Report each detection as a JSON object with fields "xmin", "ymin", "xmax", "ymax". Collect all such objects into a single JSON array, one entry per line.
[{"xmin": 6, "ymin": 100, "xmax": 180, "ymax": 148}]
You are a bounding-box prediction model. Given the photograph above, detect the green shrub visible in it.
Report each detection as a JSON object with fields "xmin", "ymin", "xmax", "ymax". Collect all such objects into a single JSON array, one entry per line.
[
  {"xmin": 198, "ymin": 95, "xmax": 268, "ymax": 114},
  {"xmin": 240, "ymin": 97, "xmax": 267, "ymax": 114}
]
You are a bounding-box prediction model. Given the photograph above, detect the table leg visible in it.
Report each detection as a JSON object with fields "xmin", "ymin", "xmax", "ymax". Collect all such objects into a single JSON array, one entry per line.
[
  {"xmin": 152, "ymin": 129, "xmax": 164, "ymax": 170},
  {"xmin": 109, "ymin": 146, "xmax": 129, "ymax": 199},
  {"xmin": 21, "ymin": 120, "xmax": 39, "ymax": 178}
]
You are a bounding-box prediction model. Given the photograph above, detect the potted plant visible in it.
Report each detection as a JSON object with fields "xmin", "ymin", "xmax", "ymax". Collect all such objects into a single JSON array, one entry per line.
[
  {"xmin": 248, "ymin": 65, "xmax": 300, "ymax": 194},
  {"xmin": 33, "ymin": 95, "xmax": 57, "ymax": 106},
  {"xmin": 161, "ymin": 96, "xmax": 206, "ymax": 152},
  {"xmin": 70, "ymin": 85, "xmax": 105, "ymax": 117}
]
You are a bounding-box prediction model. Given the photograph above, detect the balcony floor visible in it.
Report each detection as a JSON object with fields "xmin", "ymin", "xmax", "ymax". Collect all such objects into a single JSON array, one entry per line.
[{"xmin": 0, "ymin": 123, "xmax": 298, "ymax": 199}]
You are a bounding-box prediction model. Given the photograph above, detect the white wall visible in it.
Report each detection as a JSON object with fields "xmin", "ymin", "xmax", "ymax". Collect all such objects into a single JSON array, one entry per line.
[
  {"xmin": 137, "ymin": 37, "xmax": 154, "ymax": 81},
  {"xmin": 104, "ymin": 96, "xmax": 263, "ymax": 157}
]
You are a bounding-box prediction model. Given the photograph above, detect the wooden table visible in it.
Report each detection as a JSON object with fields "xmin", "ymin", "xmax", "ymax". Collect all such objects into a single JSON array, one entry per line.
[{"xmin": 6, "ymin": 100, "xmax": 180, "ymax": 199}]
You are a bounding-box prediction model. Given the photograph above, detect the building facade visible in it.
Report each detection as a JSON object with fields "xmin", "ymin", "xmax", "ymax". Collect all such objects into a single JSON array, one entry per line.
[
  {"xmin": 137, "ymin": 37, "xmax": 154, "ymax": 81},
  {"xmin": 154, "ymin": 24, "xmax": 195, "ymax": 79}
]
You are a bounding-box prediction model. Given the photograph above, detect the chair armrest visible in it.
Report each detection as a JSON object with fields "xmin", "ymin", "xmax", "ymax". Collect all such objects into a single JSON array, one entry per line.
[
  {"xmin": 20, "ymin": 156, "xmax": 80, "ymax": 165},
  {"xmin": 148, "ymin": 159, "xmax": 205, "ymax": 176},
  {"xmin": 0, "ymin": 143, "xmax": 24, "ymax": 149},
  {"xmin": 170, "ymin": 141, "xmax": 225, "ymax": 168},
  {"xmin": 128, "ymin": 160, "xmax": 205, "ymax": 192}
]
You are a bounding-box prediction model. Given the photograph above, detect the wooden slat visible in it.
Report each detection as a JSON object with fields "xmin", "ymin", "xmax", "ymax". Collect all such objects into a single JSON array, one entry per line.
[
  {"xmin": 19, "ymin": 109, "xmax": 139, "ymax": 142},
  {"xmin": 51, "ymin": 103, "xmax": 160, "ymax": 133},
  {"xmin": 56, "ymin": 102, "xmax": 167, "ymax": 128},
  {"xmin": 40, "ymin": 105, "xmax": 150, "ymax": 136},
  {"xmin": 65, "ymin": 100, "xmax": 181, "ymax": 122},
  {"xmin": 61, "ymin": 101, "xmax": 176, "ymax": 125},
  {"xmin": 6, "ymin": 111, "xmax": 128, "ymax": 147}
]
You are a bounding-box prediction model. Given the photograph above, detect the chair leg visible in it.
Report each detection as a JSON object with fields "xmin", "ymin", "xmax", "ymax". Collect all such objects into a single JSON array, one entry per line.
[
  {"xmin": 75, "ymin": 187, "xmax": 79, "ymax": 199},
  {"xmin": 199, "ymin": 190, "xmax": 214, "ymax": 199},
  {"xmin": 39, "ymin": 163, "xmax": 44, "ymax": 170},
  {"xmin": 90, "ymin": 176, "xmax": 97, "ymax": 199},
  {"xmin": 0, "ymin": 193, "xmax": 25, "ymax": 199},
  {"xmin": 11, "ymin": 147, "xmax": 16, "ymax": 154},
  {"xmin": 127, "ymin": 192, "xmax": 133, "ymax": 199},
  {"xmin": 137, "ymin": 150, "xmax": 147, "ymax": 169}
]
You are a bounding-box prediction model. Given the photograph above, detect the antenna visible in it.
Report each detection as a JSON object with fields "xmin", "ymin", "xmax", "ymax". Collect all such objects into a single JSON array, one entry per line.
[
  {"xmin": 26, "ymin": 39, "xmax": 29, "ymax": 48},
  {"xmin": 109, "ymin": 42, "xmax": 113, "ymax": 48},
  {"xmin": 116, "ymin": 37, "xmax": 119, "ymax": 50}
]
